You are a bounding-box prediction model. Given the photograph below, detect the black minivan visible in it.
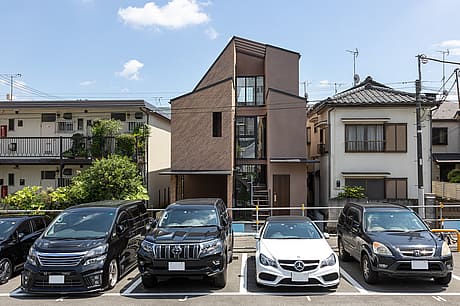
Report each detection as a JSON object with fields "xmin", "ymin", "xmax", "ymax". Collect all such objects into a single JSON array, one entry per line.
[
  {"xmin": 0, "ymin": 215, "xmax": 49, "ymax": 283},
  {"xmin": 337, "ymin": 202, "xmax": 453, "ymax": 285},
  {"xmin": 22, "ymin": 200, "xmax": 150, "ymax": 293}
]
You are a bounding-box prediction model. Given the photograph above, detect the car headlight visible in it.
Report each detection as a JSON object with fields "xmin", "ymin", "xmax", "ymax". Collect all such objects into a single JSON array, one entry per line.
[
  {"xmin": 141, "ymin": 240, "xmax": 155, "ymax": 254},
  {"xmin": 372, "ymin": 241, "xmax": 392, "ymax": 256},
  {"xmin": 259, "ymin": 253, "xmax": 277, "ymax": 267},
  {"xmin": 200, "ymin": 239, "xmax": 223, "ymax": 257},
  {"xmin": 441, "ymin": 241, "xmax": 451, "ymax": 256},
  {"xmin": 83, "ymin": 244, "xmax": 109, "ymax": 266},
  {"xmin": 26, "ymin": 246, "xmax": 38, "ymax": 266},
  {"xmin": 320, "ymin": 253, "xmax": 336, "ymax": 268}
]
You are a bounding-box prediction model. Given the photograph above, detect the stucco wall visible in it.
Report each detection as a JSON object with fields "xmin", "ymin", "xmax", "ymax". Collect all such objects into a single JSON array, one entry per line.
[
  {"xmin": 265, "ymin": 47, "xmax": 299, "ymax": 95},
  {"xmin": 268, "ymin": 163, "xmax": 307, "ymax": 210}
]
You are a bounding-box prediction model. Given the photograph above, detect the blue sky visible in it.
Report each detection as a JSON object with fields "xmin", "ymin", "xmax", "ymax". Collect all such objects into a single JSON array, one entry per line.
[{"xmin": 1, "ymin": 0, "xmax": 460, "ymax": 105}]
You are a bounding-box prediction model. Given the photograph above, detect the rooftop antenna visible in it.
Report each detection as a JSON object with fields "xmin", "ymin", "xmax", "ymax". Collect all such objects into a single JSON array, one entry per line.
[
  {"xmin": 300, "ymin": 81, "xmax": 312, "ymax": 100},
  {"xmin": 346, "ymin": 48, "xmax": 359, "ymax": 85},
  {"xmin": 437, "ymin": 49, "xmax": 449, "ymax": 95}
]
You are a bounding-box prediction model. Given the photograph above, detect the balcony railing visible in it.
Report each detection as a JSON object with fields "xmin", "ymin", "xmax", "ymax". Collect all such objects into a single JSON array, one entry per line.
[
  {"xmin": 345, "ymin": 140, "xmax": 384, "ymax": 152},
  {"xmin": 0, "ymin": 136, "xmax": 143, "ymax": 161}
]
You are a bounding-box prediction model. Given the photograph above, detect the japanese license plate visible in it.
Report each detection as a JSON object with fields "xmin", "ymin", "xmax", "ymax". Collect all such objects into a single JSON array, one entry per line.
[
  {"xmin": 291, "ymin": 272, "xmax": 309, "ymax": 282},
  {"xmin": 168, "ymin": 261, "xmax": 185, "ymax": 271},
  {"xmin": 49, "ymin": 275, "xmax": 65, "ymax": 284},
  {"xmin": 411, "ymin": 260, "xmax": 428, "ymax": 270}
]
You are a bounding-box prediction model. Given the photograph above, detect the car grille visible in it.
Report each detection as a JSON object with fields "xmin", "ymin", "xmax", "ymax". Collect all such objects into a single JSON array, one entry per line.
[
  {"xmin": 33, "ymin": 274, "xmax": 84, "ymax": 288},
  {"xmin": 153, "ymin": 244, "xmax": 200, "ymax": 260},
  {"xmin": 396, "ymin": 262, "xmax": 443, "ymax": 271},
  {"xmin": 398, "ymin": 248, "xmax": 435, "ymax": 257},
  {"xmin": 278, "ymin": 260, "xmax": 319, "ymax": 272},
  {"xmin": 37, "ymin": 252, "xmax": 86, "ymax": 267}
]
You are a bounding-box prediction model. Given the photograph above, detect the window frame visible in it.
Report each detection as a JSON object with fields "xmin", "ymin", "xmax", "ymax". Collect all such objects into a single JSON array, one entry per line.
[
  {"xmin": 345, "ymin": 124, "xmax": 385, "ymax": 152},
  {"xmin": 432, "ymin": 127, "xmax": 448, "ymax": 145},
  {"xmin": 236, "ymin": 76, "xmax": 265, "ymax": 106},
  {"xmin": 212, "ymin": 112, "xmax": 222, "ymax": 137}
]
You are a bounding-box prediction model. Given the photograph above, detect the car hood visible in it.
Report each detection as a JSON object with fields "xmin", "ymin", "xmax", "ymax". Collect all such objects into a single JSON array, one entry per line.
[
  {"xmin": 260, "ymin": 238, "xmax": 333, "ymax": 260},
  {"xmin": 146, "ymin": 226, "xmax": 219, "ymax": 243},
  {"xmin": 33, "ymin": 238, "xmax": 107, "ymax": 253},
  {"xmin": 367, "ymin": 230, "xmax": 438, "ymax": 249}
]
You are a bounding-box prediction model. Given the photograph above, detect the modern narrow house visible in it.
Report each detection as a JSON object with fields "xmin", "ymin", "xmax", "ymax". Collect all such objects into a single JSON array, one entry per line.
[
  {"xmin": 0, "ymin": 100, "xmax": 171, "ymax": 207},
  {"xmin": 431, "ymin": 99, "xmax": 460, "ymax": 182},
  {"xmin": 166, "ymin": 36, "xmax": 309, "ymax": 221},
  {"xmin": 307, "ymin": 77, "xmax": 438, "ymax": 208}
]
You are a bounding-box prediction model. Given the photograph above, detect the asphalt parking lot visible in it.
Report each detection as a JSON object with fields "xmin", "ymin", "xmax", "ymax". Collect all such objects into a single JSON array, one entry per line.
[{"xmin": 1, "ymin": 235, "xmax": 460, "ymax": 305}]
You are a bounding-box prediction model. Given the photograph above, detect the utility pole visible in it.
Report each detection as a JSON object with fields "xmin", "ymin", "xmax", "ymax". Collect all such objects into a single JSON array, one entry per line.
[
  {"xmin": 346, "ymin": 48, "xmax": 359, "ymax": 85},
  {"xmin": 456, "ymin": 68, "xmax": 460, "ymax": 109},
  {"xmin": 438, "ymin": 49, "xmax": 449, "ymax": 94},
  {"xmin": 300, "ymin": 81, "xmax": 311, "ymax": 99},
  {"xmin": 1, "ymin": 73, "xmax": 22, "ymax": 100},
  {"xmin": 415, "ymin": 55, "xmax": 426, "ymax": 218}
]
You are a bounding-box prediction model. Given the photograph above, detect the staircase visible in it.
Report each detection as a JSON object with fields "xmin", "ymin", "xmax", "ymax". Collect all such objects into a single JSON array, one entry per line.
[{"xmin": 251, "ymin": 186, "xmax": 270, "ymax": 230}]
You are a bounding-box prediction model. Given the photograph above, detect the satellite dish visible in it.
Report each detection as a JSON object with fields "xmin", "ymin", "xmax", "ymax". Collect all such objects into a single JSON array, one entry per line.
[{"xmin": 354, "ymin": 74, "xmax": 360, "ymax": 85}]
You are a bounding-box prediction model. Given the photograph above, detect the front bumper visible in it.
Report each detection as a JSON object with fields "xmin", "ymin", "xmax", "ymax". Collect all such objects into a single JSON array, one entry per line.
[
  {"xmin": 371, "ymin": 254, "xmax": 453, "ymax": 278},
  {"xmin": 255, "ymin": 257, "xmax": 340, "ymax": 288},
  {"xmin": 137, "ymin": 249, "xmax": 225, "ymax": 280},
  {"xmin": 21, "ymin": 262, "xmax": 108, "ymax": 294}
]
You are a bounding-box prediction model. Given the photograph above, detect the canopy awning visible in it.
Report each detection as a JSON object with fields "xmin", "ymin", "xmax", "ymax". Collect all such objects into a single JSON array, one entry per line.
[{"xmin": 432, "ymin": 153, "xmax": 460, "ymax": 163}]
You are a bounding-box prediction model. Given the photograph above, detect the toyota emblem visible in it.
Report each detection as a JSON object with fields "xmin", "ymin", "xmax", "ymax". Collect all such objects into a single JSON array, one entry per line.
[
  {"xmin": 172, "ymin": 246, "xmax": 182, "ymax": 255},
  {"xmin": 294, "ymin": 260, "xmax": 305, "ymax": 272}
]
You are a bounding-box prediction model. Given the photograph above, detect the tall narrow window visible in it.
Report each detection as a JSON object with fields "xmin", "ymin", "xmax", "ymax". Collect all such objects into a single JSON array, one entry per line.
[
  {"xmin": 212, "ymin": 112, "xmax": 222, "ymax": 137},
  {"xmin": 77, "ymin": 119, "xmax": 84, "ymax": 130},
  {"xmin": 385, "ymin": 123, "xmax": 407, "ymax": 152},
  {"xmin": 8, "ymin": 173, "xmax": 14, "ymax": 186},
  {"xmin": 8, "ymin": 119, "xmax": 14, "ymax": 131}
]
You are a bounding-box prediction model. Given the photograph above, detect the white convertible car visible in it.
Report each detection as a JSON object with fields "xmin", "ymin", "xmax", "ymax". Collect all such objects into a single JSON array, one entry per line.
[{"xmin": 255, "ymin": 216, "xmax": 339, "ymax": 288}]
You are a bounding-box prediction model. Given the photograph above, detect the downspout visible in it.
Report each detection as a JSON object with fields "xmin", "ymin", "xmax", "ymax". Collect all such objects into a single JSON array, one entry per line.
[
  {"xmin": 430, "ymin": 104, "xmax": 440, "ymax": 185},
  {"xmin": 140, "ymin": 106, "xmax": 150, "ymax": 208},
  {"xmin": 327, "ymin": 107, "xmax": 335, "ymax": 201}
]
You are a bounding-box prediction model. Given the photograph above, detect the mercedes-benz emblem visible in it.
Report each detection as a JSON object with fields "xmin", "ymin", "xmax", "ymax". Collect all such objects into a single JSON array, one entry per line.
[
  {"xmin": 294, "ymin": 260, "xmax": 305, "ymax": 272},
  {"xmin": 413, "ymin": 250, "xmax": 421, "ymax": 257},
  {"xmin": 172, "ymin": 246, "xmax": 182, "ymax": 255}
]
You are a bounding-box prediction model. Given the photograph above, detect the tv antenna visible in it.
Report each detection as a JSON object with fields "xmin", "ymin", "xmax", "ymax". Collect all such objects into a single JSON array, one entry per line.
[
  {"xmin": 346, "ymin": 48, "xmax": 359, "ymax": 85},
  {"xmin": 437, "ymin": 49, "xmax": 449, "ymax": 94}
]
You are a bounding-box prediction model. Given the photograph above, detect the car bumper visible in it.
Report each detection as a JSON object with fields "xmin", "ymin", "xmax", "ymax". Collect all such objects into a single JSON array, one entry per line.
[
  {"xmin": 371, "ymin": 254, "xmax": 453, "ymax": 278},
  {"xmin": 255, "ymin": 259, "xmax": 340, "ymax": 287},
  {"xmin": 21, "ymin": 262, "xmax": 108, "ymax": 294},
  {"xmin": 137, "ymin": 251, "xmax": 225, "ymax": 280}
]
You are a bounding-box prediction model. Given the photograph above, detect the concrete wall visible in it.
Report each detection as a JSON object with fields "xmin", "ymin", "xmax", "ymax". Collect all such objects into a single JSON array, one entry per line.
[
  {"xmin": 171, "ymin": 79, "xmax": 234, "ymax": 171},
  {"xmin": 267, "ymin": 163, "xmax": 307, "ymax": 210},
  {"xmin": 265, "ymin": 46, "xmax": 300, "ymax": 95}
]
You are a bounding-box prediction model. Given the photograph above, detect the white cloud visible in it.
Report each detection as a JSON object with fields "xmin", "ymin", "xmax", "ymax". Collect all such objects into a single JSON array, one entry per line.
[
  {"xmin": 118, "ymin": 0, "xmax": 210, "ymax": 30},
  {"xmin": 80, "ymin": 80, "xmax": 96, "ymax": 86},
  {"xmin": 117, "ymin": 59, "xmax": 144, "ymax": 80},
  {"xmin": 319, "ymin": 80, "xmax": 330, "ymax": 87},
  {"xmin": 205, "ymin": 27, "xmax": 218, "ymax": 40},
  {"xmin": 439, "ymin": 40, "xmax": 460, "ymax": 48}
]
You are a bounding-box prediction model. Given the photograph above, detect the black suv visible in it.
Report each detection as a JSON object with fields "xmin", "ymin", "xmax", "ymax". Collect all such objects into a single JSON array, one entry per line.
[
  {"xmin": 22, "ymin": 200, "xmax": 150, "ymax": 293},
  {"xmin": 337, "ymin": 202, "xmax": 453, "ymax": 285},
  {"xmin": 138, "ymin": 198, "xmax": 233, "ymax": 288},
  {"xmin": 0, "ymin": 215, "xmax": 49, "ymax": 283}
]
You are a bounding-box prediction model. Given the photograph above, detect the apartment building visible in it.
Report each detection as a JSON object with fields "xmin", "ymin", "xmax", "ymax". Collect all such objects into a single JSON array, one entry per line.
[
  {"xmin": 0, "ymin": 99, "xmax": 171, "ymax": 207},
  {"xmin": 166, "ymin": 36, "xmax": 310, "ymax": 220},
  {"xmin": 307, "ymin": 77, "xmax": 438, "ymax": 206}
]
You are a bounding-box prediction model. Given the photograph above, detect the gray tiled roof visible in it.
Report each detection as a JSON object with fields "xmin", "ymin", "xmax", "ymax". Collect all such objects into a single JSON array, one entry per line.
[
  {"xmin": 432, "ymin": 99, "xmax": 459, "ymax": 120},
  {"xmin": 314, "ymin": 76, "xmax": 437, "ymax": 110}
]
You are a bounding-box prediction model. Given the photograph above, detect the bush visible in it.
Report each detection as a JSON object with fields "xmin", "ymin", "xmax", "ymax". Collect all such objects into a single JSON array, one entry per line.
[
  {"xmin": 116, "ymin": 134, "xmax": 136, "ymax": 158},
  {"xmin": 2, "ymin": 186, "xmax": 48, "ymax": 211},
  {"xmin": 91, "ymin": 119, "xmax": 122, "ymax": 158},
  {"xmin": 337, "ymin": 185, "xmax": 366, "ymax": 199},
  {"xmin": 447, "ymin": 169, "xmax": 460, "ymax": 183}
]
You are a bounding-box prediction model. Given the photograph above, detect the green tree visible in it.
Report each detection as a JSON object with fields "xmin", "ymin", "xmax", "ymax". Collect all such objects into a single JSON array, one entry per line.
[
  {"xmin": 337, "ymin": 185, "xmax": 366, "ymax": 199},
  {"xmin": 70, "ymin": 154, "xmax": 148, "ymax": 203},
  {"xmin": 91, "ymin": 119, "xmax": 122, "ymax": 158},
  {"xmin": 447, "ymin": 169, "xmax": 460, "ymax": 183},
  {"xmin": 2, "ymin": 186, "xmax": 48, "ymax": 211}
]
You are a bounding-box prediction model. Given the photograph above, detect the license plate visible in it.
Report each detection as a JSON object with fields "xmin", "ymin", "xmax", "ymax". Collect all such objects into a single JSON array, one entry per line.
[
  {"xmin": 49, "ymin": 275, "xmax": 65, "ymax": 284},
  {"xmin": 168, "ymin": 262, "xmax": 185, "ymax": 271},
  {"xmin": 291, "ymin": 272, "xmax": 309, "ymax": 282},
  {"xmin": 411, "ymin": 260, "xmax": 428, "ymax": 270}
]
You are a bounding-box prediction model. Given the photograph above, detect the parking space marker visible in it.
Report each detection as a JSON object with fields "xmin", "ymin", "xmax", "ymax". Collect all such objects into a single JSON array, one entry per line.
[
  {"xmin": 452, "ymin": 274, "xmax": 460, "ymax": 281},
  {"xmin": 239, "ymin": 253, "xmax": 248, "ymax": 293},
  {"xmin": 433, "ymin": 295, "xmax": 447, "ymax": 302},
  {"xmin": 306, "ymin": 296, "xmax": 311, "ymax": 301},
  {"xmin": 339, "ymin": 268, "xmax": 368, "ymax": 294},
  {"xmin": 121, "ymin": 276, "xmax": 142, "ymax": 296}
]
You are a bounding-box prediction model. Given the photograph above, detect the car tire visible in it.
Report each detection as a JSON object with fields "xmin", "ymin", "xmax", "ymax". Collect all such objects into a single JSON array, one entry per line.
[
  {"xmin": 212, "ymin": 254, "xmax": 227, "ymax": 288},
  {"xmin": 338, "ymin": 238, "xmax": 352, "ymax": 262},
  {"xmin": 361, "ymin": 253, "xmax": 378, "ymax": 284},
  {"xmin": 106, "ymin": 259, "xmax": 119, "ymax": 290},
  {"xmin": 141, "ymin": 275, "xmax": 158, "ymax": 288},
  {"xmin": 434, "ymin": 272, "xmax": 452, "ymax": 286},
  {"xmin": 0, "ymin": 258, "xmax": 13, "ymax": 284}
]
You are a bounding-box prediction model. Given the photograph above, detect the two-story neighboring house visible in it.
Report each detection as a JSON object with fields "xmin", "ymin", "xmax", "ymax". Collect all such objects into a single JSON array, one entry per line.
[
  {"xmin": 165, "ymin": 36, "xmax": 309, "ymax": 221},
  {"xmin": 307, "ymin": 77, "xmax": 438, "ymax": 208},
  {"xmin": 0, "ymin": 100, "xmax": 171, "ymax": 207},
  {"xmin": 431, "ymin": 99, "xmax": 460, "ymax": 182}
]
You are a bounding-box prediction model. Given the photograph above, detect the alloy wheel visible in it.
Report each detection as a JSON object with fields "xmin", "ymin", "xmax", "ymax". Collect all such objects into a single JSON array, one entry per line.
[
  {"xmin": 108, "ymin": 259, "xmax": 118, "ymax": 288},
  {"xmin": 0, "ymin": 258, "xmax": 12, "ymax": 283}
]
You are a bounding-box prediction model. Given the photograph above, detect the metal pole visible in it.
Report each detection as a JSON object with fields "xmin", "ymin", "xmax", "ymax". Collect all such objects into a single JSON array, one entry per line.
[
  {"xmin": 415, "ymin": 55, "xmax": 425, "ymax": 218},
  {"xmin": 456, "ymin": 69, "xmax": 460, "ymax": 109}
]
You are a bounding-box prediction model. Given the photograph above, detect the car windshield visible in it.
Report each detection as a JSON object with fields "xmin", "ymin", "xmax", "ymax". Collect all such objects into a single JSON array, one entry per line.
[
  {"xmin": 159, "ymin": 208, "xmax": 219, "ymax": 228},
  {"xmin": 364, "ymin": 211, "xmax": 427, "ymax": 232},
  {"xmin": 0, "ymin": 220, "xmax": 17, "ymax": 240},
  {"xmin": 263, "ymin": 221, "xmax": 322, "ymax": 239},
  {"xmin": 44, "ymin": 210, "xmax": 115, "ymax": 239}
]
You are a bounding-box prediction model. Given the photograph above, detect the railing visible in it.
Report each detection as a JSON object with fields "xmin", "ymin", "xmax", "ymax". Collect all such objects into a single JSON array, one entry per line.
[{"xmin": 345, "ymin": 140, "xmax": 384, "ymax": 152}]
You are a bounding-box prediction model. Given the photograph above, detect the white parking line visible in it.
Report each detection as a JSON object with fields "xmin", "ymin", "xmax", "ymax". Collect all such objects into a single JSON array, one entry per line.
[
  {"xmin": 339, "ymin": 268, "xmax": 368, "ymax": 294},
  {"xmin": 121, "ymin": 277, "xmax": 142, "ymax": 296},
  {"xmin": 452, "ymin": 274, "xmax": 460, "ymax": 281},
  {"xmin": 239, "ymin": 253, "xmax": 248, "ymax": 293}
]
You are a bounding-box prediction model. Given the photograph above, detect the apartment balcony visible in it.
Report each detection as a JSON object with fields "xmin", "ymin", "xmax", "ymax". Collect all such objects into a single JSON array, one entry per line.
[{"xmin": 0, "ymin": 136, "xmax": 144, "ymax": 165}]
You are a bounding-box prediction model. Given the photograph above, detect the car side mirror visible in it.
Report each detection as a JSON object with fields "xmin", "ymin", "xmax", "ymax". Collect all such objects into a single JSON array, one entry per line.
[
  {"xmin": 352, "ymin": 222, "xmax": 361, "ymax": 231},
  {"xmin": 323, "ymin": 232, "xmax": 330, "ymax": 239},
  {"xmin": 116, "ymin": 224, "xmax": 126, "ymax": 235},
  {"xmin": 17, "ymin": 232, "xmax": 25, "ymax": 241},
  {"xmin": 254, "ymin": 233, "xmax": 260, "ymax": 240},
  {"xmin": 146, "ymin": 218, "xmax": 157, "ymax": 231}
]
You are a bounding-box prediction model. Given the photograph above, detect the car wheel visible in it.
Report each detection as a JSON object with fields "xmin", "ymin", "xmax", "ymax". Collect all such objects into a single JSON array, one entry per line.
[
  {"xmin": 212, "ymin": 253, "xmax": 227, "ymax": 288},
  {"xmin": 338, "ymin": 238, "xmax": 352, "ymax": 262},
  {"xmin": 434, "ymin": 272, "xmax": 452, "ymax": 286},
  {"xmin": 107, "ymin": 259, "xmax": 119, "ymax": 289},
  {"xmin": 361, "ymin": 254, "xmax": 378, "ymax": 284},
  {"xmin": 0, "ymin": 258, "xmax": 13, "ymax": 284},
  {"xmin": 141, "ymin": 275, "xmax": 158, "ymax": 288}
]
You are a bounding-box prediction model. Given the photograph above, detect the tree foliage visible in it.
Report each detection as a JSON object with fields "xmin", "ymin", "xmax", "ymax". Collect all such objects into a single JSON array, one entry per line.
[
  {"xmin": 337, "ymin": 185, "xmax": 366, "ymax": 199},
  {"xmin": 2, "ymin": 186, "xmax": 48, "ymax": 211},
  {"xmin": 448, "ymin": 169, "xmax": 460, "ymax": 183}
]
